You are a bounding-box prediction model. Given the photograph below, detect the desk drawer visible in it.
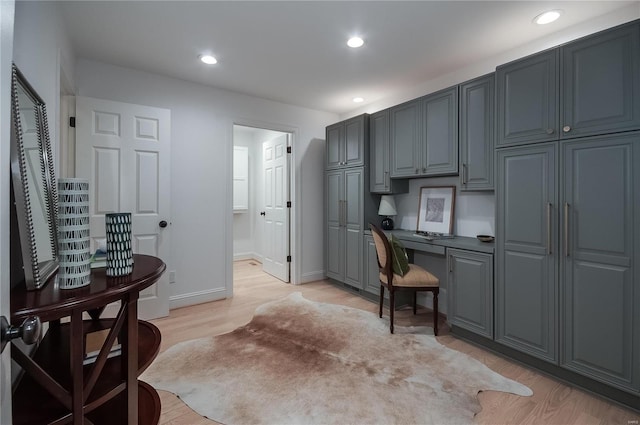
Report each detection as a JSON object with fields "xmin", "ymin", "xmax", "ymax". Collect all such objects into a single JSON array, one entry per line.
[{"xmin": 399, "ymin": 239, "xmax": 446, "ymax": 256}]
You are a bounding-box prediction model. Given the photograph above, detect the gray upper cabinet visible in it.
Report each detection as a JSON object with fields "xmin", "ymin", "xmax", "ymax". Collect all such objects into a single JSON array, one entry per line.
[
  {"xmin": 370, "ymin": 109, "xmax": 408, "ymax": 194},
  {"xmin": 497, "ymin": 22, "xmax": 640, "ymax": 147},
  {"xmin": 390, "ymin": 99, "xmax": 422, "ymax": 177},
  {"xmin": 447, "ymin": 248, "xmax": 494, "ymax": 339},
  {"xmin": 326, "ymin": 114, "xmax": 368, "ymax": 169},
  {"xmin": 496, "ymin": 143, "xmax": 558, "ymax": 363},
  {"xmin": 496, "ymin": 49, "xmax": 559, "ymax": 147},
  {"xmin": 390, "ymin": 87, "xmax": 458, "ymax": 178},
  {"xmin": 561, "ymin": 23, "xmax": 640, "ymax": 139},
  {"xmin": 423, "ymin": 86, "xmax": 459, "ymax": 176},
  {"xmin": 561, "ymin": 132, "xmax": 640, "ymax": 393},
  {"xmin": 459, "ymin": 74, "xmax": 494, "ymax": 190}
]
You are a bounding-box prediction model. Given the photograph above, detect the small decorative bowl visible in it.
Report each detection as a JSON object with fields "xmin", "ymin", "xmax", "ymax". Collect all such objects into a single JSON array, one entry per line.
[{"xmin": 476, "ymin": 235, "xmax": 495, "ymax": 243}]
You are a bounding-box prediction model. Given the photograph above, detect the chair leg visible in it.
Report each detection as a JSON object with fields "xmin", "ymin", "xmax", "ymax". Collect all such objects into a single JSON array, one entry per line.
[
  {"xmin": 389, "ymin": 290, "xmax": 395, "ymax": 334},
  {"xmin": 433, "ymin": 290, "xmax": 439, "ymax": 336},
  {"xmin": 379, "ymin": 285, "xmax": 384, "ymax": 318},
  {"xmin": 413, "ymin": 292, "xmax": 417, "ymax": 315}
]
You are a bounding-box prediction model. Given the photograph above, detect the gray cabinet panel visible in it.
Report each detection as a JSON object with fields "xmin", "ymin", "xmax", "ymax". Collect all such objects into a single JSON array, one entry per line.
[
  {"xmin": 325, "ymin": 114, "xmax": 368, "ymax": 169},
  {"xmin": 561, "ymin": 24, "xmax": 640, "ymax": 139},
  {"xmin": 460, "ymin": 74, "xmax": 494, "ymax": 190},
  {"xmin": 345, "ymin": 115, "xmax": 366, "ymax": 167},
  {"xmin": 497, "ymin": 50, "xmax": 559, "ymax": 147},
  {"xmin": 423, "ymin": 87, "xmax": 459, "ymax": 175},
  {"xmin": 370, "ymin": 109, "xmax": 409, "ymax": 194},
  {"xmin": 447, "ymin": 249, "xmax": 493, "ymax": 338},
  {"xmin": 496, "ymin": 144, "xmax": 558, "ymax": 363},
  {"xmin": 325, "ymin": 170, "xmax": 343, "ymax": 280},
  {"xmin": 326, "ymin": 124, "xmax": 343, "ymax": 169},
  {"xmin": 363, "ymin": 235, "xmax": 381, "ymax": 295},
  {"xmin": 390, "ymin": 99, "xmax": 421, "ymax": 177},
  {"xmin": 561, "ymin": 133, "xmax": 639, "ymax": 392}
]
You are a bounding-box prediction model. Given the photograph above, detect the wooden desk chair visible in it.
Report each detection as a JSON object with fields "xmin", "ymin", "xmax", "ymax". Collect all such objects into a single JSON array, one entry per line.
[{"xmin": 370, "ymin": 224, "xmax": 440, "ymax": 335}]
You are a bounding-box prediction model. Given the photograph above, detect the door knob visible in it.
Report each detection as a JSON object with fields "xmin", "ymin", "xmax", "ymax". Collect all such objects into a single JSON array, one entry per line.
[
  {"xmin": 563, "ymin": 125, "xmax": 571, "ymax": 133},
  {"xmin": 1, "ymin": 316, "xmax": 42, "ymax": 353},
  {"xmin": 159, "ymin": 220, "xmax": 168, "ymax": 228},
  {"xmin": 260, "ymin": 211, "xmax": 266, "ymax": 216}
]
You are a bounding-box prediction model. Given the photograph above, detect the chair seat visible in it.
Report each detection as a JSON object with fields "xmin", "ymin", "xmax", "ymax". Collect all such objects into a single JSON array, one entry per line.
[{"xmin": 379, "ymin": 264, "xmax": 439, "ymax": 288}]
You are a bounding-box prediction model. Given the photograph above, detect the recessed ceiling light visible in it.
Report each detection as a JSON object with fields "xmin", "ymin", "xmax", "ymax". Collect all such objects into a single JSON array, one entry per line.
[
  {"xmin": 199, "ymin": 54, "xmax": 218, "ymax": 65},
  {"xmin": 533, "ymin": 10, "xmax": 562, "ymax": 25},
  {"xmin": 347, "ymin": 37, "xmax": 364, "ymax": 48},
  {"xmin": 352, "ymin": 97, "xmax": 364, "ymax": 103}
]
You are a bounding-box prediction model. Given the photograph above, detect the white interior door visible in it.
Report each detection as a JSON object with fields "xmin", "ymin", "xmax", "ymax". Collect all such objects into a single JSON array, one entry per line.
[
  {"xmin": 262, "ymin": 134, "xmax": 290, "ymax": 282},
  {"xmin": 75, "ymin": 96, "xmax": 170, "ymax": 320}
]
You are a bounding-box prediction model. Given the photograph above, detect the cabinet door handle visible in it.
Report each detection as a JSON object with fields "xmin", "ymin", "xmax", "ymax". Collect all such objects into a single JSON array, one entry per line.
[
  {"xmin": 462, "ymin": 163, "xmax": 468, "ymax": 184},
  {"xmin": 343, "ymin": 200, "xmax": 348, "ymax": 226},
  {"xmin": 448, "ymin": 255, "xmax": 453, "ymax": 273},
  {"xmin": 563, "ymin": 125, "xmax": 571, "ymax": 133},
  {"xmin": 338, "ymin": 200, "xmax": 343, "ymax": 226},
  {"xmin": 547, "ymin": 203, "xmax": 552, "ymax": 255},
  {"xmin": 422, "ymin": 167, "xmax": 427, "ymax": 173},
  {"xmin": 546, "ymin": 128, "xmax": 554, "ymax": 135},
  {"xmin": 564, "ymin": 203, "xmax": 570, "ymax": 257},
  {"xmin": 415, "ymin": 168, "xmax": 419, "ymax": 174}
]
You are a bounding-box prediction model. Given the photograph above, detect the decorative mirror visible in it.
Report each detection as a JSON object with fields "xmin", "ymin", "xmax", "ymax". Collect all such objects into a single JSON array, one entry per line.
[{"xmin": 10, "ymin": 64, "xmax": 59, "ymax": 290}]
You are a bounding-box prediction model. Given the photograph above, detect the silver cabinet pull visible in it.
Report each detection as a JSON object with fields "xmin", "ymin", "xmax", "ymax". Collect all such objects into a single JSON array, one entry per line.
[
  {"xmin": 338, "ymin": 200, "xmax": 343, "ymax": 226},
  {"xmin": 564, "ymin": 203, "xmax": 570, "ymax": 256},
  {"xmin": 343, "ymin": 200, "xmax": 348, "ymax": 226},
  {"xmin": 546, "ymin": 128, "xmax": 554, "ymax": 135},
  {"xmin": 563, "ymin": 125, "xmax": 571, "ymax": 133},
  {"xmin": 462, "ymin": 163, "xmax": 468, "ymax": 184},
  {"xmin": 423, "ymin": 167, "xmax": 427, "ymax": 173},
  {"xmin": 415, "ymin": 168, "xmax": 419, "ymax": 174},
  {"xmin": 547, "ymin": 203, "xmax": 552, "ymax": 255}
]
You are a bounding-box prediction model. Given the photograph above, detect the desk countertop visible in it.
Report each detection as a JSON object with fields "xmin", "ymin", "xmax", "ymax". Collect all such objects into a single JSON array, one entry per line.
[{"xmin": 366, "ymin": 229, "xmax": 495, "ymax": 254}]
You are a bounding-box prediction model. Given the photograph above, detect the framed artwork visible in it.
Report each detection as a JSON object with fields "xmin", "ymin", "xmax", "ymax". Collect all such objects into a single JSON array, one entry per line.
[{"xmin": 416, "ymin": 186, "xmax": 456, "ymax": 235}]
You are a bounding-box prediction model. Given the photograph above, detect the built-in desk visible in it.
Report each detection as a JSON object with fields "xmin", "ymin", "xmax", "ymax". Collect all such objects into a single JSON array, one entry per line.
[{"xmin": 363, "ymin": 229, "xmax": 495, "ymax": 337}]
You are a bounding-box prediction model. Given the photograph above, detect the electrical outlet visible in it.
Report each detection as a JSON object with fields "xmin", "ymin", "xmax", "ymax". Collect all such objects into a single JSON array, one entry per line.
[{"xmin": 169, "ymin": 270, "xmax": 176, "ymax": 283}]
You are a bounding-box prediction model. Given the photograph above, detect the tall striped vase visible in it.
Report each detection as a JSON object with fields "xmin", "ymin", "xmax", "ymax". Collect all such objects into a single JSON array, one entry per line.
[
  {"xmin": 105, "ymin": 213, "xmax": 133, "ymax": 276},
  {"xmin": 57, "ymin": 178, "xmax": 91, "ymax": 289}
]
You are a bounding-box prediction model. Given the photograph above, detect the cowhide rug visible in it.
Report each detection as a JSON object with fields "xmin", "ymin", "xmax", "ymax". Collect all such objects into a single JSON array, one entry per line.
[{"xmin": 142, "ymin": 293, "xmax": 532, "ymax": 424}]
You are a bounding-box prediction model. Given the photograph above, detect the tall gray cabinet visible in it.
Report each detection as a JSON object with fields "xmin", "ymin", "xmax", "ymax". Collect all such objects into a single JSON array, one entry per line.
[
  {"xmin": 325, "ymin": 114, "xmax": 377, "ymax": 289},
  {"xmin": 495, "ymin": 20, "xmax": 640, "ymax": 396}
]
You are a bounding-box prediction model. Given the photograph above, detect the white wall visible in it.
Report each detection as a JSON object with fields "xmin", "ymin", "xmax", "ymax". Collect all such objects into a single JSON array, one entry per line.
[
  {"xmin": 1, "ymin": 1, "xmax": 15, "ymax": 421},
  {"xmin": 75, "ymin": 59, "xmax": 337, "ymax": 308}
]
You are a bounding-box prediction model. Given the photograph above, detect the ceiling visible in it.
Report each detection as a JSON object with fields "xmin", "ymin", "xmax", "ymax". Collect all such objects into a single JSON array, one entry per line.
[{"xmin": 57, "ymin": 1, "xmax": 635, "ymax": 115}]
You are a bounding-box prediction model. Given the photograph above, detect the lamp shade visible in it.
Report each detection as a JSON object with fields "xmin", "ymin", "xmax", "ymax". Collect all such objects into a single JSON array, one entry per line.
[{"xmin": 378, "ymin": 195, "xmax": 397, "ymax": 216}]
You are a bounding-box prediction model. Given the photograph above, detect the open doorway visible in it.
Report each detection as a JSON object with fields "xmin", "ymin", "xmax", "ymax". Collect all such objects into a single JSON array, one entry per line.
[{"xmin": 232, "ymin": 124, "xmax": 292, "ymax": 284}]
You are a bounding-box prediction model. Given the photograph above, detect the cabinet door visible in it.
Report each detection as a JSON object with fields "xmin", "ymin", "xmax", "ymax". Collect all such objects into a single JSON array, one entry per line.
[
  {"xmin": 460, "ymin": 74, "xmax": 494, "ymax": 190},
  {"xmin": 325, "ymin": 170, "xmax": 343, "ymax": 280},
  {"xmin": 363, "ymin": 235, "xmax": 381, "ymax": 295},
  {"xmin": 326, "ymin": 123, "xmax": 344, "ymax": 169},
  {"xmin": 344, "ymin": 168, "xmax": 364, "ymax": 288},
  {"xmin": 561, "ymin": 133, "xmax": 640, "ymax": 392},
  {"xmin": 370, "ymin": 109, "xmax": 390, "ymax": 192},
  {"xmin": 344, "ymin": 115, "xmax": 366, "ymax": 167},
  {"xmin": 447, "ymin": 249, "xmax": 494, "ymax": 338},
  {"xmin": 561, "ymin": 23, "xmax": 640, "ymax": 139},
  {"xmin": 497, "ymin": 50, "xmax": 559, "ymax": 147},
  {"xmin": 423, "ymin": 87, "xmax": 459, "ymax": 176},
  {"xmin": 390, "ymin": 99, "xmax": 422, "ymax": 177},
  {"xmin": 496, "ymin": 143, "xmax": 558, "ymax": 363}
]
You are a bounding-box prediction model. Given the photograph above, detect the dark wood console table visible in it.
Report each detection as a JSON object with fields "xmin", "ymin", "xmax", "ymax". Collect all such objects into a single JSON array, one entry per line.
[{"xmin": 11, "ymin": 254, "xmax": 166, "ymax": 425}]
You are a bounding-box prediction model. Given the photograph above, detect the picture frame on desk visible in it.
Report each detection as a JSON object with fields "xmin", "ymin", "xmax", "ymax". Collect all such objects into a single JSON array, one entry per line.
[{"xmin": 417, "ymin": 186, "xmax": 456, "ymax": 235}]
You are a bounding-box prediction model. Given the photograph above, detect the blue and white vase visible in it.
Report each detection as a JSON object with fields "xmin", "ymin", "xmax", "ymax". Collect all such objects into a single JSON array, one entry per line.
[
  {"xmin": 105, "ymin": 213, "xmax": 133, "ymax": 276},
  {"xmin": 58, "ymin": 178, "xmax": 91, "ymax": 289}
]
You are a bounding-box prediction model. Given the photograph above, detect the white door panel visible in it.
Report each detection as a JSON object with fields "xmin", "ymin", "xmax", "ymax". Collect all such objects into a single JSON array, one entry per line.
[
  {"xmin": 76, "ymin": 96, "xmax": 170, "ymax": 320},
  {"xmin": 262, "ymin": 134, "xmax": 290, "ymax": 282}
]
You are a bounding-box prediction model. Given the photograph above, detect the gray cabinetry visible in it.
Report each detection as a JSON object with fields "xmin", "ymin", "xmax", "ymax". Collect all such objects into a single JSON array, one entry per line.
[
  {"xmin": 447, "ymin": 248, "xmax": 493, "ymax": 339},
  {"xmin": 496, "ymin": 50, "xmax": 558, "ymax": 147},
  {"xmin": 459, "ymin": 74, "xmax": 494, "ymax": 190},
  {"xmin": 495, "ymin": 143, "xmax": 558, "ymax": 363},
  {"xmin": 561, "ymin": 23, "xmax": 640, "ymax": 139},
  {"xmin": 390, "ymin": 87, "xmax": 458, "ymax": 178},
  {"xmin": 497, "ymin": 22, "xmax": 640, "ymax": 147},
  {"xmin": 561, "ymin": 132, "xmax": 640, "ymax": 393},
  {"xmin": 325, "ymin": 167, "xmax": 365, "ymax": 289},
  {"xmin": 363, "ymin": 234, "xmax": 381, "ymax": 296},
  {"xmin": 390, "ymin": 99, "xmax": 422, "ymax": 177},
  {"xmin": 326, "ymin": 114, "xmax": 368, "ymax": 169},
  {"xmin": 370, "ymin": 109, "xmax": 408, "ymax": 194}
]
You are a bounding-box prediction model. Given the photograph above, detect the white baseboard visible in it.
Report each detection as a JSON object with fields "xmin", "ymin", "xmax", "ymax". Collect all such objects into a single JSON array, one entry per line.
[
  {"xmin": 298, "ymin": 270, "xmax": 325, "ymax": 285},
  {"xmin": 233, "ymin": 252, "xmax": 263, "ymax": 262},
  {"xmin": 169, "ymin": 287, "xmax": 227, "ymax": 310}
]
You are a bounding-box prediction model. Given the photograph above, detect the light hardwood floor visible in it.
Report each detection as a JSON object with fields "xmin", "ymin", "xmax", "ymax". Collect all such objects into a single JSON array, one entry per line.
[{"xmin": 151, "ymin": 260, "xmax": 639, "ymax": 425}]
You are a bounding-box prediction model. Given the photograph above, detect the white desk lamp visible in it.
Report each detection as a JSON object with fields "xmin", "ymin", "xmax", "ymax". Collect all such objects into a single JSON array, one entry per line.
[{"xmin": 378, "ymin": 195, "xmax": 397, "ymax": 230}]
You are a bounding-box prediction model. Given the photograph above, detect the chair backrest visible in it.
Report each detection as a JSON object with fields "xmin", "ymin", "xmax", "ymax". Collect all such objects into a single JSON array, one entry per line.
[{"xmin": 369, "ymin": 223, "xmax": 393, "ymax": 283}]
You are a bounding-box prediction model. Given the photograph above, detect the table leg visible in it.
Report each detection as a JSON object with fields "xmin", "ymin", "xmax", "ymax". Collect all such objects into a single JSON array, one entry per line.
[
  {"xmin": 123, "ymin": 293, "xmax": 139, "ymax": 424},
  {"xmin": 70, "ymin": 309, "xmax": 84, "ymax": 425}
]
